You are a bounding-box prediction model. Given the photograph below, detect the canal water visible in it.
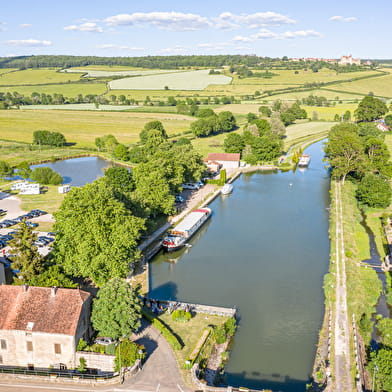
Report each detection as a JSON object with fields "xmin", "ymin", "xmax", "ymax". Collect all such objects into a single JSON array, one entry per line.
[
  {"xmin": 31, "ymin": 156, "xmax": 113, "ymax": 186},
  {"xmin": 150, "ymin": 140, "xmax": 331, "ymax": 392}
]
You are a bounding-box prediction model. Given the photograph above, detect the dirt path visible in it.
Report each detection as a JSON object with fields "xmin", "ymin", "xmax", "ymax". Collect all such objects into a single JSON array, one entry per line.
[{"xmin": 333, "ymin": 181, "xmax": 353, "ymax": 391}]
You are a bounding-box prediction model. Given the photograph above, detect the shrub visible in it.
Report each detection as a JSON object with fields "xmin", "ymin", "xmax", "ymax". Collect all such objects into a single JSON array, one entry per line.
[
  {"xmin": 356, "ymin": 173, "xmax": 392, "ymax": 208},
  {"xmin": 30, "ymin": 167, "xmax": 63, "ymax": 185},
  {"xmin": 114, "ymin": 339, "xmax": 145, "ymax": 371},
  {"xmin": 224, "ymin": 317, "xmax": 237, "ymax": 337},
  {"xmin": 76, "ymin": 338, "xmax": 87, "ymax": 352},
  {"xmin": 213, "ymin": 325, "xmax": 227, "ymax": 344},
  {"xmin": 105, "ymin": 343, "xmax": 116, "ymax": 355},
  {"xmin": 171, "ymin": 309, "xmax": 192, "ymax": 322},
  {"xmin": 207, "ymin": 169, "xmax": 227, "ymax": 186}
]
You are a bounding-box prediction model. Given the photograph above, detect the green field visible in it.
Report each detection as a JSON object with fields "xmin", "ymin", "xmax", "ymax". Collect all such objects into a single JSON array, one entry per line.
[
  {"xmin": 231, "ymin": 68, "xmax": 380, "ymax": 86},
  {"xmin": 0, "ymin": 69, "xmax": 82, "ymax": 85},
  {"xmin": 0, "ymin": 83, "xmax": 107, "ymax": 96},
  {"xmin": 0, "ymin": 109, "xmax": 193, "ymax": 147},
  {"xmin": 65, "ymin": 69, "xmax": 180, "ymax": 78},
  {"xmin": 108, "ymin": 69, "xmax": 232, "ymax": 91},
  {"xmin": 284, "ymin": 121, "xmax": 335, "ymax": 148},
  {"xmin": 302, "ymin": 104, "xmax": 358, "ymax": 121},
  {"xmin": 331, "ymin": 69, "xmax": 392, "ymax": 98},
  {"xmin": 0, "ymin": 68, "xmax": 18, "ymax": 76}
]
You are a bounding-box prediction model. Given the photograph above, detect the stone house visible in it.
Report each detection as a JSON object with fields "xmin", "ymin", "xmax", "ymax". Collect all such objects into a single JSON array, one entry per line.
[{"xmin": 0, "ymin": 285, "xmax": 92, "ymax": 370}]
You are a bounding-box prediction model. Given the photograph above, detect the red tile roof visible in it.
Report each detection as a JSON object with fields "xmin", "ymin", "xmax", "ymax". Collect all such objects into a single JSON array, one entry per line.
[
  {"xmin": 0, "ymin": 285, "xmax": 91, "ymax": 336},
  {"xmin": 206, "ymin": 153, "xmax": 240, "ymax": 162}
]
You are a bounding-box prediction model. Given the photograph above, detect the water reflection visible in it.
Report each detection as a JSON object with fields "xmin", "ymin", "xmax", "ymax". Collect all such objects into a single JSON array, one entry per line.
[{"xmin": 31, "ymin": 156, "xmax": 114, "ymax": 186}]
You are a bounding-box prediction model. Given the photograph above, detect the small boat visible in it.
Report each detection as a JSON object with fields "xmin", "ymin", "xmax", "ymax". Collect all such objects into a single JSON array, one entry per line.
[
  {"xmin": 298, "ymin": 154, "xmax": 311, "ymax": 168},
  {"xmin": 162, "ymin": 208, "xmax": 212, "ymax": 252},
  {"xmin": 221, "ymin": 183, "xmax": 233, "ymax": 195}
]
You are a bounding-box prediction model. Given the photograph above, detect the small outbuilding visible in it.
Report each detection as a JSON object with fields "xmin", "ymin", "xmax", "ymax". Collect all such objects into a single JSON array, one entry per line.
[{"xmin": 19, "ymin": 183, "xmax": 40, "ymax": 195}]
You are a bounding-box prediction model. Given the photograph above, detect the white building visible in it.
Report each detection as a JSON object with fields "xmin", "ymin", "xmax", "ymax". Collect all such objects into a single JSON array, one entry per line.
[
  {"xmin": 338, "ymin": 55, "xmax": 361, "ymax": 66},
  {"xmin": 205, "ymin": 153, "xmax": 241, "ymax": 170},
  {"xmin": 19, "ymin": 183, "xmax": 40, "ymax": 195}
]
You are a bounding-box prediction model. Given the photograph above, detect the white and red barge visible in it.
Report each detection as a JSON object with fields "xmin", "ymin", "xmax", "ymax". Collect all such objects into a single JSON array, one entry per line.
[{"xmin": 162, "ymin": 208, "xmax": 212, "ymax": 252}]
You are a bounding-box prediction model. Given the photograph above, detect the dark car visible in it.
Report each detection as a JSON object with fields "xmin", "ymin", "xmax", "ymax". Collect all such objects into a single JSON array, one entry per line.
[
  {"xmin": 25, "ymin": 222, "xmax": 38, "ymax": 228},
  {"xmin": 0, "ymin": 209, "xmax": 6, "ymax": 216}
]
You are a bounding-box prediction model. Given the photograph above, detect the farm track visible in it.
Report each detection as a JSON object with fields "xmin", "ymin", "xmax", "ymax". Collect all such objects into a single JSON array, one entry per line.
[{"xmin": 333, "ymin": 181, "xmax": 353, "ymax": 391}]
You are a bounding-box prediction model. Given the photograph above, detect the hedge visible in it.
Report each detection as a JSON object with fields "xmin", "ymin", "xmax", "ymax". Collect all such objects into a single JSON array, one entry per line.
[
  {"xmin": 142, "ymin": 309, "xmax": 183, "ymax": 351},
  {"xmin": 206, "ymin": 169, "xmax": 227, "ymax": 186},
  {"xmin": 185, "ymin": 328, "xmax": 212, "ymax": 369}
]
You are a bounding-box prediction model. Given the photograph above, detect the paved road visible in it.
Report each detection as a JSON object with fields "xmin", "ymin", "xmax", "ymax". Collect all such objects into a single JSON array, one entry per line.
[{"xmin": 0, "ymin": 321, "xmax": 193, "ymax": 392}]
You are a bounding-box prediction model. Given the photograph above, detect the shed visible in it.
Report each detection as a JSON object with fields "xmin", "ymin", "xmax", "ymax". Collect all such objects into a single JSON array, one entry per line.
[{"xmin": 205, "ymin": 153, "xmax": 241, "ymax": 170}]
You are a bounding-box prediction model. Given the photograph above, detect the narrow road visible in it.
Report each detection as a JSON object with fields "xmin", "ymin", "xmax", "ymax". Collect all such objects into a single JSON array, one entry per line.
[{"xmin": 333, "ymin": 181, "xmax": 352, "ymax": 391}]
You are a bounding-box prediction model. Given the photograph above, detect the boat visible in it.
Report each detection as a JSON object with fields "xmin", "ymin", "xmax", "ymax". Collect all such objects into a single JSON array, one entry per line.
[
  {"xmin": 298, "ymin": 154, "xmax": 311, "ymax": 168},
  {"xmin": 162, "ymin": 208, "xmax": 212, "ymax": 252},
  {"xmin": 221, "ymin": 183, "xmax": 233, "ymax": 195}
]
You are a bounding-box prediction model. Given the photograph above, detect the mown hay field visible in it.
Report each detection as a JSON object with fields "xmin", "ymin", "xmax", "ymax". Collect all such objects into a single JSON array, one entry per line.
[
  {"xmin": 66, "ymin": 65, "xmax": 149, "ymax": 71},
  {"xmin": 0, "ymin": 69, "xmax": 82, "ymax": 85},
  {"xmin": 0, "ymin": 110, "xmax": 193, "ymax": 147},
  {"xmin": 0, "ymin": 83, "xmax": 107, "ymax": 97},
  {"xmin": 108, "ymin": 69, "xmax": 232, "ymax": 91}
]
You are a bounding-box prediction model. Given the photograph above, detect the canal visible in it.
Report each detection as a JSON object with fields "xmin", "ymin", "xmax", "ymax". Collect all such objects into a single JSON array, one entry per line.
[{"xmin": 150, "ymin": 140, "xmax": 331, "ymax": 391}]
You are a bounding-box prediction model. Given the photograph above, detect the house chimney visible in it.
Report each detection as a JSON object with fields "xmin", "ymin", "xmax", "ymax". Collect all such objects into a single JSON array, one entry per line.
[
  {"xmin": 51, "ymin": 286, "xmax": 58, "ymax": 297},
  {"xmin": 22, "ymin": 284, "xmax": 28, "ymax": 293}
]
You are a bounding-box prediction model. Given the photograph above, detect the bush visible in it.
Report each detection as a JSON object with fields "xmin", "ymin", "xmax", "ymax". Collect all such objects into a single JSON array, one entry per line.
[
  {"xmin": 76, "ymin": 338, "xmax": 87, "ymax": 352},
  {"xmin": 30, "ymin": 167, "xmax": 63, "ymax": 185},
  {"xmin": 105, "ymin": 343, "xmax": 116, "ymax": 355},
  {"xmin": 207, "ymin": 169, "xmax": 227, "ymax": 186},
  {"xmin": 115, "ymin": 339, "xmax": 145, "ymax": 371},
  {"xmin": 33, "ymin": 130, "xmax": 66, "ymax": 147},
  {"xmin": 213, "ymin": 325, "xmax": 227, "ymax": 344},
  {"xmin": 171, "ymin": 309, "xmax": 192, "ymax": 322},
  {"xmin": 224, "ymin": 317, "xmax": 237, "ymax": 337},
  {"xmin": 356, "ymin": 173, "xmax": 392, "ymax": 208},
  {"xmin": 142, "ymin": 309, "xmax": 183, "ymax": 350}
]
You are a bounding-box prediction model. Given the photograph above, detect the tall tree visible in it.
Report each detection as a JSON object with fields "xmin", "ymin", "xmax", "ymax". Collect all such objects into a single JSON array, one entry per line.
[
  {"xmin": 324, "ymin": 123, "xmax": 365, "ymax": 183},
  {"xmin": 53, "ymin": 179, "xmax": 145, "ymax": 286},
  {"xmin": 0, "ymin": 160, "xmax": 13, "ymax": 178},
  {"xmin": 354, "ymin": 96, "xmax": 388, "ymax": 122},
  {"xmin": 8, "ymin": 220, "xmax": 44, "ymax": 284},
  {"xmin": 16, "ymin": 161, "xmax": 31, "ymax": 180},
  {"xmin": 91, "ymin": 278, "xmax": 142, "ymax": 340},
  {"xmin": 139, "ymin": 121, "xmax": 167, "ymax": 144}
]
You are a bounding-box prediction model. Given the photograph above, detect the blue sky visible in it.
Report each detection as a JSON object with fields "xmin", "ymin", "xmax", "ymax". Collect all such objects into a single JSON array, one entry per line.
[{"xmin": 1, "ymin": 0, "xmax": 390, "ymax": 59}]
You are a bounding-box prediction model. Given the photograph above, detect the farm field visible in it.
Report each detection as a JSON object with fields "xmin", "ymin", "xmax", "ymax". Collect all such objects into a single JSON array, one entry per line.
[
  {"xmin": 0, "ymin": 68, "xmax": 17, "ymax": 76},
  {"xmin": 302, "ymin": 104, "xmax": 358, "ymax": 121},
  {"xmin": 205, "ymin": 83, "xmax": 298, "ymax": 95},
  {"xmin": 0, "ymin": 110, "xmax": 193, "ymax": 147},
  {"xmin": 64, "ymin": 68, "xmax": 181, "ymax": 78},
  {"xmin": 0, "ymin": 83, "xmax": 107, "ymax": 97},
  {"xmin": 231, "ymin": 68, "xmax": 380, "ymax": 85},
  {"xmin": 330, "ymin": 69, "xmax": 392, "ymax": 98},
  {"xmin": 19, "ymin": 103, "xmax": 139, "ymax": 111},
  {"xmin": 0, "ymin": 68, "xmax": 82, "ymax": 85},
  {"xmin": 284, "ymin": 121, "xmax": 334, "ymax": 148},
  {"xmin": 108, "ymin": 69, "xmax": 232, "ymax": 90},
  {"xmin": 259, "ymin": 88, "xmax": 364, "ymax": 102}
]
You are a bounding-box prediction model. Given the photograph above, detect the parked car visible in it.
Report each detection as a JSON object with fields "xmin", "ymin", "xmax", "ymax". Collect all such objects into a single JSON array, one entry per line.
[
  {"xmin": 0, "ymin": 209, "xmax": 6, "ymax": 216},
  {"xmin": 182, "ymin": 183, "xmax": 199, "ymax": 190},
  {"xmin": 25, "ymin": 221, "xmax": 38, "ymax": 228},
  {"xmin": 94, "ymin": 337, "xmax": 115, "ymax": 346},
  {"xmin": 175, "ymin": 195, "xmax": 185, "ymax": 203}
]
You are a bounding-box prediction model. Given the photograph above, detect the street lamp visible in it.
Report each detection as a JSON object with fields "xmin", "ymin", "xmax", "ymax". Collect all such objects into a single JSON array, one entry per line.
[
  {"xmin": 138, "ymin": 349, "xmax": 143, "ymax": 370},
  {"xmin": 372, "ymin": 364, "xmax": 378, "ymax": 392}
]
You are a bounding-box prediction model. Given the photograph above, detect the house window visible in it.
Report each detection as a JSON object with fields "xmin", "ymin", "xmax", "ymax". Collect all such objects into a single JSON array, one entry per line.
[
  {"xmin": 54, "ymin": 344, "xmax": 61, "ymax": 354},
  {"xmin": 0, "ymin": 339, "xmax": 6, "ymax": 350},
  {"xmin": 27, "ymin": 341, "xmax": 33, "ymax": 352}
]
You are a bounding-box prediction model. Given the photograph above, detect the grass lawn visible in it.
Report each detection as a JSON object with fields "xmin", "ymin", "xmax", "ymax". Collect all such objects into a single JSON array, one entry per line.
[
  {"xmin": 0, "ymin": 110, "xmax": 193, "ymax": 147},
  {"xmin": 0, "ymin": 68, "xmax": 82, "ymax": 85},
  {"xmin": 158, "ymin": 312, "xmax": 228, "ymax": 366}
]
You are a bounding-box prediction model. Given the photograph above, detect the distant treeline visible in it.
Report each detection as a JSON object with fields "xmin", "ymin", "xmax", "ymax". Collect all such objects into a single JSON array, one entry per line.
[{"xmin": 0, "ymin": 55, "xmax": 267, "ymax": 70}]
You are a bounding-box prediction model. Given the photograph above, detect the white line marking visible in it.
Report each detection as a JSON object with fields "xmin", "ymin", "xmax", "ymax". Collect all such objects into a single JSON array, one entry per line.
[
  {"xmin": 155, "ymin": 383, "xmax": 160, "ymax": 392},
  {"xmin": 177, "ymin": 384, "xmax": 184, "ymax": 392}
]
